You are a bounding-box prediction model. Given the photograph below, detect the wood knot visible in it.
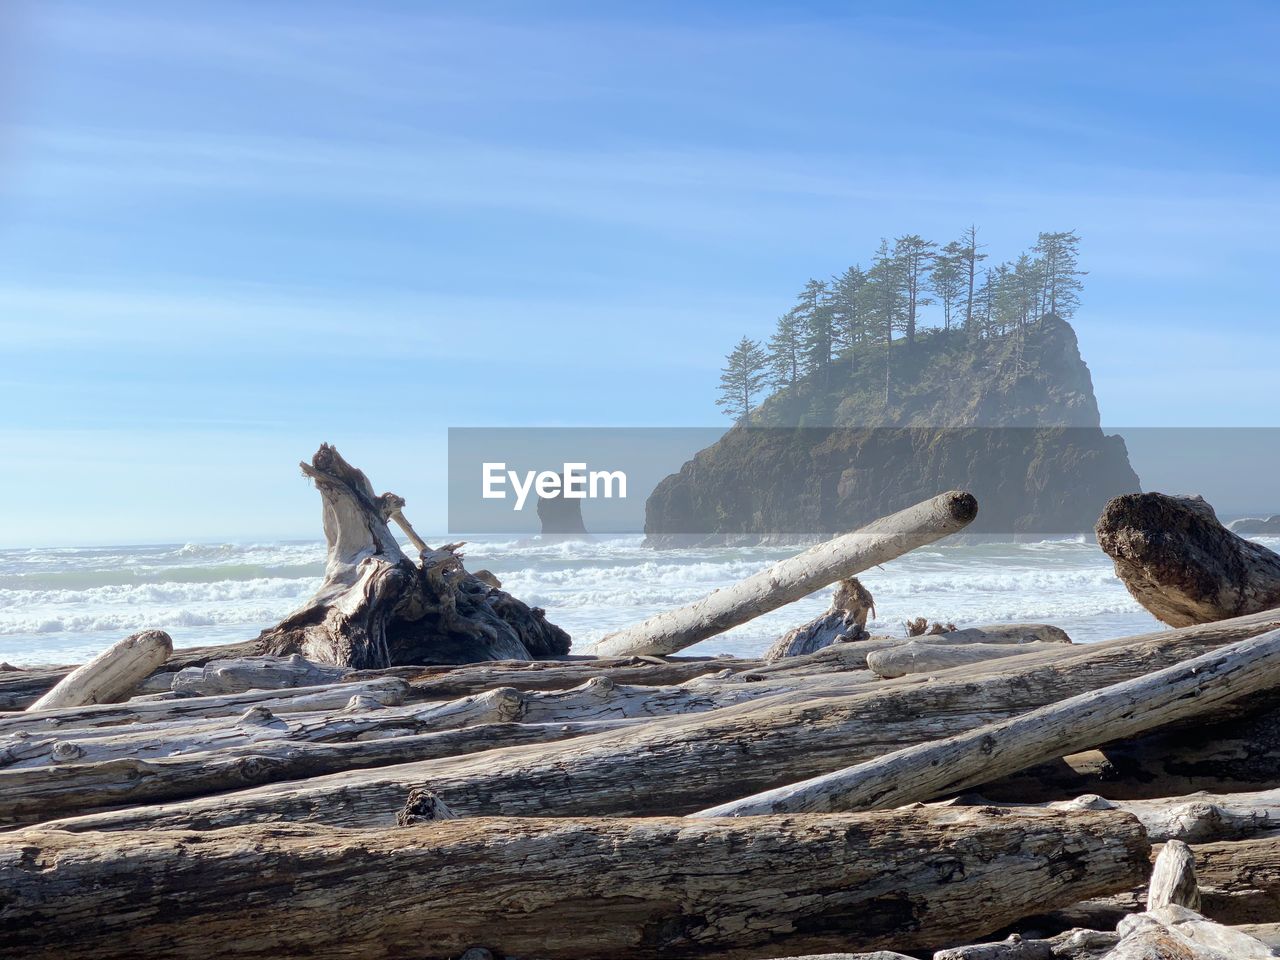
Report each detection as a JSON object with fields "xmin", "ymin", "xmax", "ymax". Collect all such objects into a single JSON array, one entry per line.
[
  {"xmin": 397, "ymin": 788, "xmax": 457, "ymax": 825},
  {"xmin": 50, "ymin": 740, "xmax": 85, "ymax": 762}
]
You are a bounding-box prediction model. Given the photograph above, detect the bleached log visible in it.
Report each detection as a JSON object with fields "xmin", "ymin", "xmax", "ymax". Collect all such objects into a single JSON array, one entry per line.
[
  {"xmin": 1148, "ymin": 839, "xmax": 1201, "ymax": 912},
  {"xmin": 28, "ymin": 630, "xmax": 172, "ymax": 711},
  {"xmin": 929, "ymin": 624, "xmax": 1072, "ymax": 645},
  {"xmin": 1191, "ymin": 833, "xmax": 1280, "ymax": 925},
  {"xmin": 255, "ymin": 444, "xmax": 568, "ymax": 667},
  {"xmin": 1097, "ymin": 493, "xmax": 1280, "ymax": 627},
  {"xmin": 1109, "ymin": 904, "xmax": 1277, "ymax": 959},
  {"xmin": 0, "ymin": 676, "xmax": 409, "ymax": 736},
  {"xmin": 44, "ymin": 608, "xmax": 1280, "ymax": 833},
  {"xmin": 976, "ymin": 692, "xmax": 1280, "ymax": 803},
  {"xmin": 167, "ymin": 654, "xmax": 351, "ymax": 696},
  {"xmin": 590, "ymin": 490, "xmax": 979, "ymax": 657},
  {"xmin": 0, "ymin": 719, "xmax": 632, "ymax": 825},
  {"xmin": 0, "ymin": 683, "xmax": 519, "ymax": 771},
  {"xmin": 0, "ymin": 806, "xmax": 1150, "ymax": 960},
  {"xmin": 867, "ymin": 640, "xmax": 1070, "ymax": 678},
  {"xmin": 695, "ymin": 627, "xmax": 1280, "ymax": 816},
  {"xmin": 408, "ymin": 653, "xmax": 752, "ymax": 699},
  {"xmin": 933, "ymin": 928, "xmax": 1121, "ymax": 960}
]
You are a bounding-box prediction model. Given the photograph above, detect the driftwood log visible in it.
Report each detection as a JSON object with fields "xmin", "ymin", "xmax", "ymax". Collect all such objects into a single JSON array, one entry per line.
[
  {"xmin": 28, "ymin": 630, "xmax": 172, "ymax": 710},
  {"xmin": 0, "ymin": 807, "xmax": 1149, "ymax": 960},
  {"xmin": 866, "ymin": 639, "xmax": 1070, "ymax": 678},
  {"xmin": 42, "ymin": 608, "xmax": 1280, "ymax": 833},
  {"xmin": 975, "ymin": 689, "xmax": 1280, "ymax": 803},
  {"xmin": 255, "ymin": 444, "xmax": 569, "ymax": 667},
  {"xmin": 695, "ymin": 627, "xmax": 1280, "ymax": 816},
  {"xmin": 1097, "ymin": 493, "xmax": 1280, "ymax": 627},
  {"xmin": 764, "ymin": 577, "xmax": 876, "ymax": 661},
  {"xmin": 1108, "ymin": 904, "xmax": 1279, "ymax": 959},
  {"xmin": 590, "ymin": 490, "xmax": 978, "ymax": 657}
]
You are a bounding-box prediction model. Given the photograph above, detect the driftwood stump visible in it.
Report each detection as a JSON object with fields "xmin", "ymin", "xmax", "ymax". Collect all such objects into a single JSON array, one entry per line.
[
  {"xmin": 764, "ymin": 577, "xmax": 876, "ymax": 661},
  {"xmin": 256, "ymin": 445, "xmax": 569, "ymax": 667},
  {"xmin": 1097, "ymin": 493, "xmax": 1280, "ymax": 627}
]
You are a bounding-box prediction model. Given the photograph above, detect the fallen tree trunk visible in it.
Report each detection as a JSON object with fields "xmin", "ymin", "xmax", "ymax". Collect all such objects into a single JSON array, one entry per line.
[
  {"xmin": 590, "ymin": 490, "xmax": 978, "ymax": 657},
  {"xmin": 255, "ymin": 444, "xmax": 570, "ymax": 667},
  {"xmin": 866, "ymin": 640, "xmax": 1070, "ymax": 678},
  {"xmin": 1191, "ymin": 833, "xmax": 1280, "ymax": 925},
  {"xmin": 0, "ymin": 807, "xmax": 1149, "ymax": 960},
  {"xmin": 0, "ymin": 719, "xmax": 633, "ymax": 825},
  {"xmin": 1097, "ymin": 492, "xmax": 1280, "ymax": 627},
  {"xmin": 0, "ymin": 676, "xmax": 410, "ymax": 736},
  {"xmin": 694, "ymin": 627, "xmax": 1280, "ymax": 816},
  {"xmin": 28, "ymin": 630, "xmax": 173, "ymax": 710},
  {"xmin": 0, "ymin": 640, "xmax": 260, "ymax": 711},
  {"xmin": 167, "ymin": 654, "xmax": 352, "ymax": 695},
  {"xmin": 45, "ymin": 608, "xmax": 1280, "ymax": 832},
  {"xmin": 974, "ymin": 690, "xmax": 1280, "ymax": 803}
]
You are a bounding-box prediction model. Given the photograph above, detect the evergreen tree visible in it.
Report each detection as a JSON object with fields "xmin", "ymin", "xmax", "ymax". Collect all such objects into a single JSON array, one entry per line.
[
  {"xmin": 830, "ymin": 265, "xmax": 867, "ymax": 364},
  {"xmin": 892, "ymin": 234, "xmax": 936, "ymax": 344},
  {"xmin": 715, "ymin": 336, "xmax": 769, "ymax": 422},
  {"xmin": 795, "ymin": 278, "xmax": 835, "ymax": 374},
  {"xmin": 930, "ymin": 242, "xmax": 966, "ymax": 331},
  {"xmin": 957, "ymin": 225, "xmax": 988, "ymax": 333},
  {"xmin": 862, "ymin": 239, "xmax": 905, "ymax": 403},
  {"xmin": 766, "ymin": 308, "xmax": 803, "ymax": 389},
  {"xmin": 1033, "ymin": 230, "xmax": 1086, "ymax": 318}
]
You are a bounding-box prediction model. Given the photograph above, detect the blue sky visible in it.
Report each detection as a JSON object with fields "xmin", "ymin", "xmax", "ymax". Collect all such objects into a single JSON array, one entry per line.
[{"xmin": 1, "ymin": 1, "xmax": 1277, "ymax": 544}]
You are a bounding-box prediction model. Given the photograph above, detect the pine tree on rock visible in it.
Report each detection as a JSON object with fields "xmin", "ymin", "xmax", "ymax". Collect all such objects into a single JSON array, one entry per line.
[
  {"xmin": 766, "ymin": 308, "xmax": 803, "ymax": 389},
  {"xmin": 931, "ymin": 242, "xmax": 966, "ymax": 331},
  {"xmin": 893, "ymin": 234, "xmax": 936, "ymax": 345},
  {"xmin": 1034, "ymin": 230, "xmax": 1086, "ymax": 318},
  {"xmin": 716, "ymin": 336, "xmax": 770, "ymax": 423},
  {"xmin": 958, "ymin": 225, "xmax": 989, "ymax": 333}
]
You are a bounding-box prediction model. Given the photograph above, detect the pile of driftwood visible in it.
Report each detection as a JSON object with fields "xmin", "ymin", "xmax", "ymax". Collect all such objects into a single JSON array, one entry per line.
[{"xmin": 3, "ymin": 450, "xmax": 1280, "ymax": 960}]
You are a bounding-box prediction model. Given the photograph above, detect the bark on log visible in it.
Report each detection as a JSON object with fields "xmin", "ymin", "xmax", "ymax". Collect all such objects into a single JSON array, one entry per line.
[
  {"xmin": 45, "ymin": 608, "xmax": 1280, "ymax": 833},
  {"xmin": 255, "ymin": 444, "xmax": 569, "ymax": 667},
  {"xmin": 695, "ymin": 628, "xmax": 1280, "ymax": 816},
  {"xmin": 0, "ymin": 807, "xmax": 1150, "ymax": 960},
  {"xmin": 764, "ymin": 578, "xmax": 876, "ymax": 661},
  {"xmin": 866, "ymin": 640, "xmax": 1070, "ymax": 678},
  {"xmin": 1097, "ymin": 493, "xmax": 1280, "ymax": 627},
  {"xmin": 590, "ymin": 490, "xmax": 979, "ymax": 657},
  {"xmin": 0, "ymin": 676, "xmax": 409, "ymax": 736},
  {"xmin": 0, "ymin": 720, "xmax": 632, "ymax": 825},
  {"xmin": 28, "ymin": 630, "xmax": 173, "ymax": 710}
]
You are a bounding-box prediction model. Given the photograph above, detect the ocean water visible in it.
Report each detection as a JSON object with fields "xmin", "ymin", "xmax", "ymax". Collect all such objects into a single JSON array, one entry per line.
[{"xmin": 3, "ymin": 535, "xmax": 1276, "ymax": 668}]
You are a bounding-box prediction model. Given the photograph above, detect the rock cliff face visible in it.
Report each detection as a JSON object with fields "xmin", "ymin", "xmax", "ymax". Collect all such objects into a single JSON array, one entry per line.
[{"xmin": 645, "ymin": 316, "xmax": 1141, "ymax": 546}]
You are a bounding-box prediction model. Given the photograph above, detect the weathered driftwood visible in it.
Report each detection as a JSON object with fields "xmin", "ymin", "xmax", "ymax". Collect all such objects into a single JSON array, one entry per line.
[
  {"xmin": 0, "ymin": 720, "xmax": 633, "ymax": 825},
  {"xmin": 764, "ymin": 577, "xmax": 876, "ymax": 661},
  {"xmin": 975, "ymin": 690, "xmax": 1280, "ymax": 803},
  {"xmin": 590, "ymin": 490, "xmax": 979, "ymax": 657},
  {"xmin": 255, "ymin": 444, "xmax": 569, "ymax": 667},
  {"xmin": 1109, "ymin": 904, "xmax": 1277, "ymax": 959},
  {"xmin": 167, "ymin": 654, "xmax": 351, "ymax": 696},
  {"xmin": 0, "ymin": 807, "xmax": 1150, "ymax": 960},
  {"xmin": 0, "ymin": 640, "xmax": 261, "ymax": 711},
  {"xmin": 1148, "ymin": 838, "xmax": 1201, "ymax": 912},
  {"xmin": 0, "ymin": 676, "xmax": 409, "ymax": 736},
  {"xmin": 932, "ymin": 928, "xmax": 1121, "ymax": 960},
  {"xmin": 28, "ymin": 630, "xmax": 173, "ymax": 710},
  {"xmin": 1097, "ymin": 493, "xmax": 1280, "ymax": 627},
  {"xmin": 45, "ymin": 609, "xmax": 1280, "ymax": 832},
  {"xmin": 695, "ymin": 628, "xmax": 1280, "ymax": 816},
  {"xmin": 408, "ymin": 653, "xmax": 749, "ymax": 699},
  {"xmin": 1192, "ymin": 833, "xmax": 1280, "ymax": 925},
  {"xmin": 866, "ymin": 640, "xmax": 1070, "ymax": 678},
  {"xmin": 0, "ymin": 684, "xmax": 525, "ymax": 770}
]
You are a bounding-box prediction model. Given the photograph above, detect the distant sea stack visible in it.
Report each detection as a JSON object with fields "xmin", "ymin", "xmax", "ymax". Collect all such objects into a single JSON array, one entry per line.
[
  {"xmin": 537, "ymin": 477, "xmax": 590, "ymax": 538},
  {"xmin": 645, "ymin": 315, "xmax": 1141, "ymax": 546}
]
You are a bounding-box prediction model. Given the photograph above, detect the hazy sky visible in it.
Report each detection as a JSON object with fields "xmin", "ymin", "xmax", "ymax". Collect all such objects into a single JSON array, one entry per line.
[{"xmin": 2, "ymin": 1, "xmax": 1277, "ymax": 545}]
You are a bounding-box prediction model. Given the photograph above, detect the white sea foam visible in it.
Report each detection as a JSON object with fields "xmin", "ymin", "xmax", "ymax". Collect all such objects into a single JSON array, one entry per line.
[{"xmin": 0, "ymin": 535, "xmax": 1168, "ymax": 665}]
